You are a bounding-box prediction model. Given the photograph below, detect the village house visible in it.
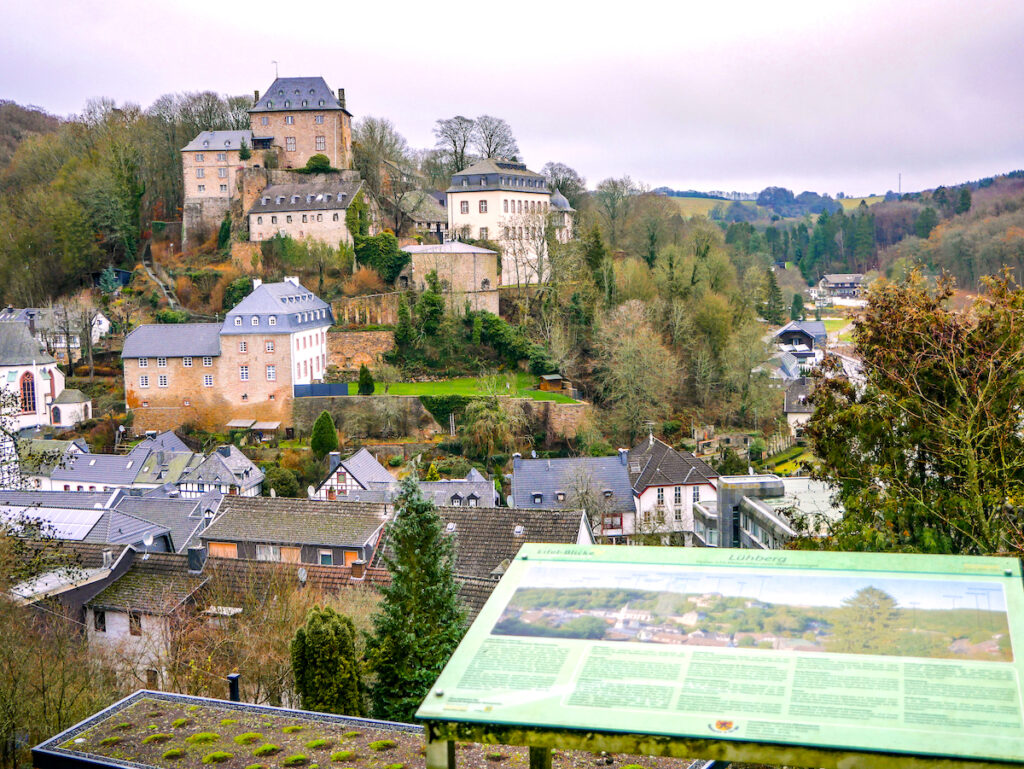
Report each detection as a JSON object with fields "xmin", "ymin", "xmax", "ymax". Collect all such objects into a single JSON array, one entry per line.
[
  {"xmin": 511, "ymin": 437, "xmax": 718, "ymax": 544},
  {"xmin": 784, "ymin": 377, "xmax": 814, "ymax": 436},
  {"xmin": 815, "ymin": 272, "xmax": 864, "ymax": 300},
  {"xmin": 121, "ymin": 278, "xmax": 332, "ymax": 433},
  {"xmin": 0, "ymin": 305, "xmax": 110, "ymax": 365},
  {"xmin": 446, "ymin": 159, "xmax": 574, "ymax": 284},
  {"xmin": 247, "ymin": 181, "xmax": 363, "ymax": 244},
  {"xmin": 399, "ymin": 242, "xmax": 500, "ymax": 313}
]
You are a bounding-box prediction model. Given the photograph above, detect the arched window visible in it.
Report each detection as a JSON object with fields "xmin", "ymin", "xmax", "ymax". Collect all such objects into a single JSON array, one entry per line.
[
  {"xmin": 19, "ymin": 372, "xmax": 35, "ymax": 414},
  {"xmin": 51, "ymin": 406, "xmax": 61, "ymax": 424}
]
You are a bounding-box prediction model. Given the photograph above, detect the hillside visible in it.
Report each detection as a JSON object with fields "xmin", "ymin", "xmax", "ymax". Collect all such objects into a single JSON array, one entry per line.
[{"xmin": 0, "ymin": 100, "xmax": 60, "ymax": 168}]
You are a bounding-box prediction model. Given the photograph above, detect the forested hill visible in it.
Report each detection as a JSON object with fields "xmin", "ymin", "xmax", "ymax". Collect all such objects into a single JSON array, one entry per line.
[{"xmin": 0, "ymin": 100, "xmax": 60, "ymax": 168}]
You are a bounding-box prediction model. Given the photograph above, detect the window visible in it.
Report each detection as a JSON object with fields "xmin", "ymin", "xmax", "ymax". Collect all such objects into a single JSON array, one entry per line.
[
  {"xmin": 255, "ymin": 544, "xmax": 280, "ymax": 562},
  {"xmin": 93, "ymin": 610, "xmax": 106, "ymax": 632},
  {"xmin": 269, "ymin": 316, "xmax": 276, "ymax": 326},
  {"xmin": 318, "ymin": 550, "xmax": 333, "ymax": 566},
  {"xmin": 204, "ymin": 375, "xmax": 213, "ymax": 387},
  {"xmin": 266, "ymin": 340, "xmax": 275, "ymax": 352},
  {"xmin": 220, "ymin": 184, "xmax": 227, "ymax": 193},
  {"xmin": 198, "ymin": 184, "xmax": 205, "ymax": 192},
  {"xmin": 286, "ymin": 137, "xmax": 296, "ymax": 151},
  {"xmin": 533, "ymin": 493, "xmax": 543, "ymax": 504},
  {"xmin": 257, "ymin": 216, "xmax": 263, "ymax": 225},
  {"xmin": 142, "ymin": 402, "xmax": 149, "ymax": 408},
  {"xmin": 302, "ymin": 214, "xmax": 307, "ymax": 223},
  {"xmin": 215, "ymin": 167, "xmax": 227, "ymax": 180},
  {"xmin": 234, "ymin": 317, "xmax": 242, "ymax": 326},
  {"xmin": 139, "ymin": 375, "xmax": 149, "ymax": 388},
  {"xmin": 157, "ymin": 357, "xmax": 167, "ymax": 367},
  {"xmin": 657, "ymin": 487, "xmax": 665, "ymax": 505},
  {"xmin": 183, "ymin": 399, "xmax": 190, "ymax": 406},
  {"xmin": 216, "ymin": 152, "xmax": 227, "ymax": 161},
  {"xmin": 315, "ymin": 114, "xmax": 324, "ymax": 124},
  {"xmin": 479, "ymin": 200, "xmax": 487, "ymax": 213},
  {"xmin": 196, "ymin": 168, "xmax": 205, "ymax": 178},
  {"xmin": 260, "ymin": 116, "xmax": 268, "ymax": 125},
  {"xmin": 129, "ymin": 611, "xmax": 142, "ymax": 637},
  {"xmin": 315, "ymin": 136, "xmax": 326, "ymax": 151},
  {"xmin": 286, "ymin": 215, "xmax": 292, "ymax": 223},
  {"xmin": 317, "ymin": 213, "xmax": 322, "ymax": 221},
  {"xmin": 674, "ymin": 486, "xmax": 682, "ymax": 505},
  {"xmin": 158, "ymin": 375, "xmax": 168, "ymax": 388},
  {"xmin": 479, "ymin": 227, "xmax": 488, "ymax": 240},
  {"xmin": 460, "ymin": 200, "xmax": 469, "ymax": 214},
  {"xmin": 240, "ymin": 366, "xmax": 249, "ymax": 381},
  {"xmin": 285, "ymin": 115, "xmax": 294, "ymax": 125},
  {"xmin": 333, "ymin": 213, "xmax": 339, "ymax": 221},
  {"xmin": 267, "ymin": 365, "xmax": 276, "ymax": 381},
  {"xmin": 503, "ymin": 199, "xmax": 509, "ymax": 213},
  {"xmin": 195, "ymin": 153, "xmax": 204, "ymax": 162},
  {"xmin": 271, "ymin": 215, "xmax": 277, "ymax": 224},
  {"xmin": 202, "ymin": 356, "xmax": 213, "ymax": 366},
  {"xmin": 138, "ymin": 357, "xmax": 148, "ymax": 368},
  {"xmin": 183, "ymin": 356, "xmax": 192, "ymax": 367},
  {"xmin": 693, "ymin": 486, "xmax": 700, "ymax": 503}
]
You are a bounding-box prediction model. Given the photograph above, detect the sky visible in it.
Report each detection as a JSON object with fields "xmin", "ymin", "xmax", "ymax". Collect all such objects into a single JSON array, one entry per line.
[{"xmin": 3, "ymin": 0, "xmax": 1023, "ymax": 197}]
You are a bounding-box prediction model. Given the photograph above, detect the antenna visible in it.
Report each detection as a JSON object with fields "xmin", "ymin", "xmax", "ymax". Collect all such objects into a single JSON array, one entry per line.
[
  {"xmin": 272, "ymin": 60, "xmax": 279, "ymax": 78},
  {"xmin": 307, "ymin": 485, "xmax": 315, "ymax": 498},
  {"xmin": 143, "ymin": 532, "xmax": 154, "ymax": 547}
]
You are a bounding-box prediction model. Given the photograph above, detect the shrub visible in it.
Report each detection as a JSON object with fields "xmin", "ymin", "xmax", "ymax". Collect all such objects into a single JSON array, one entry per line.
[
  {"xmin": 202, "ymin": 752, "xmax": 234, "ymax": 764},
  {"xmin": 155, "ymin": 309, "xmax": 189, "ymax": 324},
  {"xmin": 171, "ymin": 718, "xmax": 191, "ymax": 728},
  {"xmin": 282, "ymin": 755, "xmax": 309, "ymax": 766},
  {"xmin": 342, "ymin": 265, "xmax": 385, "ymax": 297},
  {"xmin": 234, "ymin": 733, "xmax": 263, "ymax": 746},
  {"xmin": 264, "ymin": 465, "xmax": 300, "ymax": 497},
  {"xmin": 310, "ymin": 411, "xmax": 339, "ymax": 459},
  {"xmin": 305, "ymin": 739, "xmax": 331, "ymax": 750},
  {"xmin": 220, "ymin": 719, "xmax": 238, "ymax": 726},
  {"xmin": 369, "ymin": 740, "xmax": 396, "ymax": 752},
  {"xmin": 99, "ymin": 737, "xmax": 121, "ymax": 746},
  {"xmin": 253, "ymin": 744, "xmax": 281, "ymax": 757},
  {"xmin": 342, "ymin": 732, "xmax": 360, "ymax": 739},
  {"xmin": 304, "ymin": 154, "xmax": 333, "ymax": 173},
  {"xmin": 142, "ymin": 734, "xmax": 173, "ymax": 744},
  {"xmin": 186, "ymin": 733, "xmax": 221, "ymax": 745},
  {"xmin": 282, "ymin": 725, "xmax": 305, "ymax": 734},
  {"xmin": 330, "ymin": 751, "xmax": 353, "ymax": 761},
  {"xmin": 291, "ymin": 607, "xmax": 365, "ymax": 716},
  {"xmin": 387, "ymin": 455, "xmax": 402, "ymax": 467},
  {"xmin": 357, "ymin": 364, "xmax": 375, "ymax": 395},
  {"xmin": 163, "ymin": 749, "xmax": 185, "ymax": 760}
]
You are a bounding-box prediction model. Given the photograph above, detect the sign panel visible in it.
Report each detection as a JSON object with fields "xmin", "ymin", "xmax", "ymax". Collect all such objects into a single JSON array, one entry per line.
[{"xmin": 418, "ymin": 545, "xmax": 1024, "ymax": 764}]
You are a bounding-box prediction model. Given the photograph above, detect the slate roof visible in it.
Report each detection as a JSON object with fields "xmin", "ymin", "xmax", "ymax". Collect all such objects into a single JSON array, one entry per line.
[
  {"xmin": 179, "ymin": 446, "xmax": 263, "ymax": 490},
  {"xmin": 627, "ymin": 437, "xmax": 718, "ymax": 490},
  {"xmin": 16, "ymin": 440, "xmax": 86, "ymax": 476},
  {"xmin": 222, "ymin": 279, "xmax": 333, "ymax": 335},
  {"xmin": 250, "ymin": 77, "xmax": 348, "ymax": 114},
  {"xmin": 458, "ymin": 575, "xmax": 499, "ymax": 621},
  {"xmin": 181, "ymin": 130, "xmax": 253, "ymax": 153},
  {"xmin": 249, "ymin": 181, "xmax": 363, "ymax": 215},
  {"xmin": 363, "ymin": 478, "xmax": 499, "ymax": 508},
  {"xmin": 82, "ymin": 509, "xmax": 170, "ymax": 547},
  {"xmin": 403, "ymin": 243, "xmax": 497, "ymax": 255},
  {"xmin": 203, "ymin": 556, "xmax": 390, "ymax": 598},
  {"xmin": 132, "ymin": 451, "xmax": 199, "ymax": 486},
  {"xmin": 397, "ymin": 190, "xmax": 447, "ymax": 223},
  {"xmin": 121, "ymin": 323, "xmax": 221, "ymax": 359},
  {"xmin": 447, "ymin": 159, "xmax": 549, "ymax": 194},
  {"xmin": 341, "ymin": 448, "xmax": 395, "ymax": 487},
  {"xmin": 0, "ymin": 489, "xmax": 112, "ymax": 509},
  {"xmin": 549, "ymin": 189, "xmax": 574, "ymax": 211},
  {"xmin": 784, "ymin": 377, "xmax": 814, "ymax": 414},
  {"xmin": 113, "ymin": 495, "xmax": 219, "ymax": 553},
  {"xmin": 87, "ymin": 552, "xmax": 208, "ymax": 615},
  {"xmin": 822, "ymin": 273, "xmax": 864, "ymax": 284},
  {"xmin": 51, "ymin": 447, "xmax": 150, "ymax": 486},
  {"xmin": 774, "ymin": 320, "xmax": 827, "ymax": 341},
  {"xmin": 52, "ymin": 388, "xmax": 88, "ymax": 404},
  {"xmin": 135, "ymin": 431, "xmax": 192, "ymax": 453},
  {"xmin": 511, "ymin": 455, "xmax": 635, "ymax": 512},
  {"xmin": 0, "ymin": 322, "xmax": 54, "ymax": 366},
  {"xmin": 202, "ymin": 496, "xmax": 387, "ymax": 547}
]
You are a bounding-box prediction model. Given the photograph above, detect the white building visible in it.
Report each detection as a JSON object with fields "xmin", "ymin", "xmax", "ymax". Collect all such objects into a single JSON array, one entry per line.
[
  {"xmin": 446, "ymin": 159, "xmax": 574, "ymax": 285},
  {"xmin": 0, "ymin": 323, "xmax": 68, "ymax": 431}
]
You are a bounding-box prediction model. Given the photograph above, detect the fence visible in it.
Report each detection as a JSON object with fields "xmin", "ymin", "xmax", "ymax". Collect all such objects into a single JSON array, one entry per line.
[{"xmin": 294, "ymin": 383, "xmax": 350, "ymax": 398}]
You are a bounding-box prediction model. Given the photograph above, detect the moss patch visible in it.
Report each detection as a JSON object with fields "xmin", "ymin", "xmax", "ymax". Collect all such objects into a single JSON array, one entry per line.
[
  {"xmin": 330, "ymin": 750, "xmax": 353, "ymax": 761},
  {"xmin": 171, "ymin": 718, "xmax": 191, "ymax": 728},
  {"xmin": 283, "ymin": 725, "xmax": 305, "ymax": 734},
  {"xmin": 202, "ymin": 752, "xmax": 234, "ymax": 764},
  {"xmin": 98, "ymin": 737, "xmax": 121, "ymax": 747},
  {"xmin": 186, "ymin": 732, "xmax": 220, "ymax": 745},
  {"xmin": 142, "ymin": 734, "xmax": 173, "ymax": 745},
  {"xmin": 234, "ymin": 732, "xmax": 263, "ymax": 745},
  {"xmin": 162, "ymin": 749, "xmax": 185, "ymax": 760},
  {"xmin": 305, "ymin": 738, "xmax": 331, "ymax": 750},
  {"xmin": 369, "ymin": 740, "xmax": 396, "ymax": 752},
  {"xmin": 282, "ymin": 754, "xmax": 308, "ymax": 766},
  {"xmin": 254, "ymin": 744, "xmax": 281, "ymax": 757}
]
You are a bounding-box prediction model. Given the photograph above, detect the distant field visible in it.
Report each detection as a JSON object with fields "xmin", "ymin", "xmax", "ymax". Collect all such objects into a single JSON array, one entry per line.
[
  {"xmin": 839, "ymin": 195, "xmax": 884, "ymax": 210},
  {"xmin": 666, "ymin": 197, "xmax": 723, "ymax": 216},
  {"xmin": 822, "ymin": 318, "xmax": 848, "ymax": 333}
]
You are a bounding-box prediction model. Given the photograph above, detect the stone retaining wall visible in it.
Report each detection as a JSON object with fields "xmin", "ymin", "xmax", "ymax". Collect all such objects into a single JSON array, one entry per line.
[{"xmin": 327, "ymin": 330, "xmax": 395, "ymax": 372}]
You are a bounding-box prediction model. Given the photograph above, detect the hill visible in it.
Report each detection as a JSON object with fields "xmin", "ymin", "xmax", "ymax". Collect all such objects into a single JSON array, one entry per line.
[{"xmin": 0, "ymin": 100, "xmax": 60, "ymax": 169}]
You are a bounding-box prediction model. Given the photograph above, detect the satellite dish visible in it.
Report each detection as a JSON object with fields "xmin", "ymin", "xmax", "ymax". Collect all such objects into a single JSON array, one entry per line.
[
  {"xmin": 142, "ymin": 533, "xmax": 154, "ymax": 547},
  {"xmin": 269, "ymin": 488, "xmax": 277, "ymax": 498},
  {"xmin": 506, "ymin": 495, "xmax": 514, "ymax": 507},
  {"xmin": 297, "ymin": 567, "xmax": 308, "ymax": 585},
  {"xmin": 307, "ymin": 485, "xmax": 315, "ymax": 498}
]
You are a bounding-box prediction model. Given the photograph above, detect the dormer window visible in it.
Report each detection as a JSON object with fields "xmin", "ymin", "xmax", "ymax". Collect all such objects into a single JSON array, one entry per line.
[
  {"xmin": 292, "ymin": 195, "xmax": 299, "ymax": 203},
  {"xmin": 302, "ymin": 100, "xmax": 307, "ymax": 107},
  {"xmin": 451, "ymin": 494, "xmax": 462, "ymax": 506},
  {"xmin": 203, "ymin": 140, "xmax": 209, "ymax": 148},
  {"xmin": 284, "ymin": 100, "xmax": 291, "ymax": 107},
  {"xmin": 556, "ymin": 491, "xmax": 566, "ymax": 502},
  {"xmin": 603, "ymin": 489, "xmax": 614, "ymax": 498},
  {"xmin": 261, "ymin": 197, "xmax": 269, "ymax": 205},
  {"xmin": 269, "ymin": 316, "xmax": 276, "ymax": 326},
  {"xmin": 251, "ymin": 316, "xmax": 259, "ymax": 326},
  {"xmin": 533, "ymin": 493, "xmax": 542, "ymax": 504},
  {"xmin": 267, "ymin": 100, "xmax": 273, "ymax": 108},
  {"xmin": 234, "ymin": 317, "xmax": 242, "ymax": 326},
  {"xmin": 318, "ymin": 99, "xmax": 324, "ymax": 106}
]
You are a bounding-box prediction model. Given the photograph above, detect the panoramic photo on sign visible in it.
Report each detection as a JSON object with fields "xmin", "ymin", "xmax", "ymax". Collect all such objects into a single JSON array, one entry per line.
[{"xmin": 417, "ymin": 545, "xmax": 1024, "ymax": 764}]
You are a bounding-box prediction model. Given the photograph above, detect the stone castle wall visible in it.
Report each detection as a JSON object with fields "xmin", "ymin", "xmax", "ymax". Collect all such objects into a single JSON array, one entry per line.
[{"xmin": 327, "ymin": 330, "xmax": 395, "ymax": 373}]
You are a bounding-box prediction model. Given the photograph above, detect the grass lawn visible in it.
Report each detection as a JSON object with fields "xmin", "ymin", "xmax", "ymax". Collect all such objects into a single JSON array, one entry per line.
[
  {"xmin": 822, "ymin": 317, "xmax": 848, "ymax": 333},
  {"xmin": 363, "ymin": 373, "xmax": 578, "ymax": 403}
]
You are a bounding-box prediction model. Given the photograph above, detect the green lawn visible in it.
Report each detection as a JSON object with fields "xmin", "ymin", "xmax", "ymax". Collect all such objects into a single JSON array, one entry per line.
[
  {"xmin": 822, "ymin": 317, "xmax": 848, "ymax": 333},
  {"xmin": 359, "ymin": 373, "xmax": 578, "ymax": 403}
]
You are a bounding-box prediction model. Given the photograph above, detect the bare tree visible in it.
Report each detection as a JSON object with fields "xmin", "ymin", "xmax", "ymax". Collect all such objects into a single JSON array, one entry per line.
[
  {"xmin": 541, "ymin": 162, "xmax": 587, "ymax": 209},
  {"xmin": 472, "ymin": 115, "xmax": 519, "ymax": 160},
  {"xmin": 433, "ymin": 116, "xmax": 475, "ymax": 174},
  {"xmin": 353, "ymin": 117, "xmax": 411, "ymax": 203},
  {"xmin": 593, "ymin": 176, "xmax": 639, "ymax": 250}
]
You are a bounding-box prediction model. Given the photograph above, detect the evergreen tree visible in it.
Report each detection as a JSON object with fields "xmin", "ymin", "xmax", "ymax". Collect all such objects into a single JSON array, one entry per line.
[
  {"xmin": 357, "ymin": 364, "xmax": 375, "ymax": 395},
  {"xmin": 915, "ymin": 207, "xmax": 939, "ymax": 239},
  {"xmin": 366, "ymin": 478, "xmax": 466, "ymax": 722},
  {"xmin": 291, "ymin": 606, "xmax": 365, "ymax": 716},
  {"xmin": 955, "ymin": 187, "xmax": 972, "ymax": 215},
  {"xmin": 217, "ymin": 215, "xmax": 231, "ymax": 251},
  {"xmin": 238, "ymin": 138, "xmax": 252, "ymax": 161},
  {"xmin": 310, "ymin": 410, "xmax": 339, "ymax": 459},
  {"xmin": 415, "ymin": 272, "xmax": 445, "ymax": 336},
  {"xmin": 394, "ymin": 296, "xmax": 414, "ymax": 347},
  {"xmin": 98, "ymin": 266, "xmax": 120, "ymax": 295},
  {"xmin": 761, "ymin": 268, "xmax": 786, "ymax": 324},
  {"xmin": 790, "ymin": 293, "xmax": 804, "ymax": 321},
  {"xmin": 424, "ymin": 462, "xmax": 440, "ymax": 481}
]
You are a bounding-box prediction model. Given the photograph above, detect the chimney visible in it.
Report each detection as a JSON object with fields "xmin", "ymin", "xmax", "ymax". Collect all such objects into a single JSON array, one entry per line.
[
  {"xmin": 253, "ymin": 89, "xmax": 260, "ymax": 104},
  {"xmin": 26, "ymin": 311, "xmax": 35, "ymax": 335},
  {"xmin": 252, "ymin": 278, "xmax": 262, "ymax": 289},
  {"xmin": 102, "ymin": 549, "xmax": 113, "ymax": 568},
  {"xmin": 328, "ymin": 451, "xmax": 342, "ymax": 474},
  {"xmin": 284, "ymin": 275, "xmax": 300, "ymax": 286},
  {"xmin": 351, "ymin": 559, "xmax": 365, "ymax": 579},
  {"xmin": 337, "ymin": 88, "xmax": 346, "ymax": 109},
  {"xmin": 187, "ymin": 545, "xmax": 207, "ymax": 574},
  {"xmin": 618, "ymin": 448, "xmax": 628, "ymax": 466}
]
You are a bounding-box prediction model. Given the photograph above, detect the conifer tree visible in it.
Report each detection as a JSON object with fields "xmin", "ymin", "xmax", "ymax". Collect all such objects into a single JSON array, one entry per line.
[
  {"xmin": 790, "ymin": 293, "xmax": 804, "ymax": 321},
  {"xmin": 424, "ymin": 462, "xmax": 440, "ymax": 481},
  {"xmin": 762, "ymin": 268, "xmax": 786, "ymax": 324},
  {"xmin": 366, "ymin": 478, "xmax": 466, "ymax": 722},
  {"xmin": 394, "ymin": 296, "xmax": 414, "ymax": 347},
  {"xmin": 291, "ymin": 606, "xmax": 365, "ymax": 716},
  {"xmin": 310, "ymin": 410, "xmax": 339, "ymax": 459},
  {"xmin": 357, "ymin": 364, "xmax": 375, "ymax": 395}
]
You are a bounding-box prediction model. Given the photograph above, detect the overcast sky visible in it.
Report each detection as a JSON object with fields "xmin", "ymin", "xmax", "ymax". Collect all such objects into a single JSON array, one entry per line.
[{"xmin": 4, "ymin": 0, "xmax": 1023, "ymax": 196}]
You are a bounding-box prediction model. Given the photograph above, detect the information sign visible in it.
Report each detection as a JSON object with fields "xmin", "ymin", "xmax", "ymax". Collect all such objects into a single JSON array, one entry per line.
[{"xmin": 418, "ymin": 545, "xmax": 1024, "ymax": 766}]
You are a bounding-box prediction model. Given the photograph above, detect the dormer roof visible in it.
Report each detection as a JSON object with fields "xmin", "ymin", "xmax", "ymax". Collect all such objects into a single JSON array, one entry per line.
[{"xmin": 249, "ymin": 76, "xmax": 349, "ymax": 115}]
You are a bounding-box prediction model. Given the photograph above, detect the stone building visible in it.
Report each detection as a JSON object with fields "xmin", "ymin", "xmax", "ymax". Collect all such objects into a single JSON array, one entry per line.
[
  {"xmin": 249, "ymin": 76, "xmax": 352, "ymax": 171},
  {"xmin": 121, "ymin": 278, "xmax": 333, "ymax": 433},
  {"xmin": 401, "ymin": 242, "xmax": 499, "ymax": 313},
  {"xmin": 446, "ymin": 158, "xmax": 574, "ymax": 284},
  {"xmin": 180, "ymin": 130, "xmax": 255, "ymax": 248},
  {"xmin": 248, "ymin": 180, "xmax": 363, "ymax": 244},
  {"xmin": 0, "ymin": 323, "xmax": 69, "ymax": 431}
]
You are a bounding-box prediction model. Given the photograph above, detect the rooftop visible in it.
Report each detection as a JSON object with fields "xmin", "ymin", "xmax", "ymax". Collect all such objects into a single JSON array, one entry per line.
[
  {"xmin": 121, "ymin": 323, "xmax": 221, "ymax": 359},
  {"xmin": 181, "ymin": 130, "xmax": 253, "ymax": 153},
  {"xmin": 511, "ymin": 454, "xmax": 635, "ymax": 512},
  {"xmin": 250, "ymin": 76, "xmax": 349, "ymax": 114},
  {"xmin": 202, "ymin": 496, "xmax": 386, "ymax": 547},
  {"xmin": 87, "ymin": 552, "xmax": 208, "ymax": 614},
  {"xmin": 403, "ymin": 242, "xmax": 497, "ymax": 255},
  {"xmin": 627, "ymin": 436, "xmax": 718, "ymax": 490},
  {"xmin": 0, "ymin": 322, "xmax": 54, "ymax": 366},
  {"xmin": 248, "ymin": 181, "xmax": 363, "ymax": 215},
  {"xmin": 222, "ymin": 278, "xmax": 333, "ymax": 335}
]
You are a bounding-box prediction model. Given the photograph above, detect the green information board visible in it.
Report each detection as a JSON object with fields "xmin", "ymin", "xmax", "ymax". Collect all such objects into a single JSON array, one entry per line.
[{"xmin": 418, "ymin": 545, "xmax": 1024, "ymax": 766}]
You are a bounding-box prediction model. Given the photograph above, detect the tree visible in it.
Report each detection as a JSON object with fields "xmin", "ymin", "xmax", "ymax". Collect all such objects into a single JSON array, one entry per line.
[
  {"xmin": 415, "ymin": 271, "xmax": 445, "ymax": 336},
  {"xmin": 790, "ymin": 292, "xmax": 805, "ymax": 321},
  {"xmin": 310, "ymin": 410, "xmax": 339, "ymax": 460},
  {"xmin": 955, "ymin": 187, "xmax": 972, "ymax": 215},
  {"xmin": 357, "ymin": 364, "xmax": 375, "ymax": 396},
  {"xmin": 98, "ymin": 266, "xmax": 120, "ymax": 295},
  {"xmin": 472, "ymin": 115, "xmax": 519, "ymax": 160},
  {"xmin": 353, "ymin": 117, "xmax": 410, "ymax": 202},
  {"xmin": 304, "ymin": 154, "xmax": 332, "ymax": 173},
  {"xmin": 806, "ymin": 270, "xmax": 1024, "ymax": 554},
  {"xmin": 238, "ymin": 138, "xmax": 251, "ymax": 160},
  {"xmin": 716, "ymin": 447, "xmax": 748, "ymax": 475},
  {"xmin": 424, "ymin": 462, "xmax": 440, "ymax": 482},
  {"xmin": 354, "ymin": 231, "xmax": 409, "ymax": 284},
  {"xmin": 394, "ymin": 296, "xmax": 414, "ymax": 347},
  {"xmin": 433, "ymin": 116, "xmax": 475, "ymax": 174},
  {"xmin": 366, "ymin": 478, "xmax": 466, "ymax": 722},
  {"xmin": 460, "ymin": 394, "xmax": 526, "ymax": 462},
  {"xmin": 217, "ymin": 214, "xmax": 231, "ymax": 251},
  {"xmin": 541, "ymin": 162, "xmax": 586, "ymax": 210},
  {"xmin": 291, "ymin": 606, "xmax": 365, "ymax": 716},
  {"xmin": 915, "ymin": 207, "xmax": 939, "ymax": 239},
  {"xmin": 827, "ymin": 587, "xmax": 900, "ymax": 654},
  {"xmin": 223, "ymin": 276, "xmax": 252, "ymax": 311},
  {"xmin": 760, "ymin": 268, "xmax": 786, "ymax": 324},
  {"xmin": 593, "ymin": 176, "xmax": 637, "ymax": 250}
]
